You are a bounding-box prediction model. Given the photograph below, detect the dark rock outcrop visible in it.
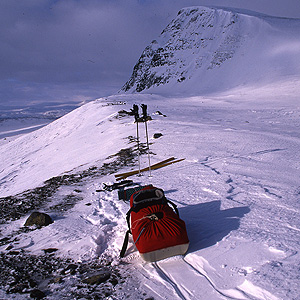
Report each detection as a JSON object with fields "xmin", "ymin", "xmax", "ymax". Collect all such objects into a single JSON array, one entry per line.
[{"xmin": 24, "ymin": 212, "xmax": 53, "ymax": 227}]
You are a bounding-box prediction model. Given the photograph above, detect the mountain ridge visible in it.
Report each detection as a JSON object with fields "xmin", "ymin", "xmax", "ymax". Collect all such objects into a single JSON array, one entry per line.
[
  {"xmin": 121, "ymin": 6, "xmax": 300, "ymax": 96},
  {"xmin": 185, "ymin": 5, "xmax": 300, "ymax": 20}
]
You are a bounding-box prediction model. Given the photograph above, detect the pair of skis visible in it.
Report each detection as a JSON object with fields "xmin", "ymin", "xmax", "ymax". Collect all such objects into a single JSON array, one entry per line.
[
  {"xmin": 115, "ymin": 157, "xmax": 185, "ymax": 181},
  {"xmin": 131, "ymin": 104, "xmax": 151, "ymax": 176}
]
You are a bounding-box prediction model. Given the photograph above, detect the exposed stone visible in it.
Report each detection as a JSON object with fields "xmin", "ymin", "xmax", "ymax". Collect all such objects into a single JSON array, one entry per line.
[
  {"xmin": 0, "ymin": 143, "xmax": 154, "ymax": 299},
  {"xmin": 49, "ymin": 194, "xmax": 83, "ymax": 212},
  {"xmin": 52, "ymin": 276, "xmax": 63, "ymax": 284},
  {"xmin": 64, "ymin": 263, "xmax": 78, "ymax": 275},
  {"xmin": 30, "ymin": 289, "xmax": 46, "ymax": 299},
  {"xmin": 153, "ymin": 133, "xmax": 163, "ymax": 139},
  {"xmin": 82, "ymin": 271, "xmax": 111, "ymax": 285},
  {"xmin": 42, "ymin": 248, "xmax": 58, "ymax": 254},
  {"xmin": 24, "ymin": 212, "xmax": 53, "ymax": 227},
  {"xmin": 0, "ymin": 142, "xmax": 143, "ymax": 226},
  {"xmin": 0, "ymin": 251, "xmax": 132, "ymax": 299},
  {"xmin": 155, "ymin": 110, "xmax": 167, "ymax": 117}
]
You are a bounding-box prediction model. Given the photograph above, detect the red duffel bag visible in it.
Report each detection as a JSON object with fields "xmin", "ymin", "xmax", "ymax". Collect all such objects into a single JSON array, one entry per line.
[{"xmin": 120, "ymin": 186, "xmax": 189, "ymax": 262}]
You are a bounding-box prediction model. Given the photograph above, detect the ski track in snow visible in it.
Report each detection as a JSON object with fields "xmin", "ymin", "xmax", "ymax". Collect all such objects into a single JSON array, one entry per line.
[{"xmin": 140, "ymin": 242, "xmax": 287, "ymax": 300}]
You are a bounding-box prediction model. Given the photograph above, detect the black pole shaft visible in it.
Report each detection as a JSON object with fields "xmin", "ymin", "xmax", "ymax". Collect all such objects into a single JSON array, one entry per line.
[
  {"xmin": 141, "ymin": 104, "xmax": 151, "ymax": 176},
  {"xmin": 132, "ymin": 104, "xmax": 141, "ymax": 175},
  {"xmin": 144, "ymin": 120, "xmax": 151, "ymax": 176}
]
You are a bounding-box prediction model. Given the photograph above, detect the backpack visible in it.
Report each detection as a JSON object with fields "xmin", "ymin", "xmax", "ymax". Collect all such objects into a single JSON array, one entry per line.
[{"xmin": 120, "ymin": 186, "xmax": 189, "ymax": 262}]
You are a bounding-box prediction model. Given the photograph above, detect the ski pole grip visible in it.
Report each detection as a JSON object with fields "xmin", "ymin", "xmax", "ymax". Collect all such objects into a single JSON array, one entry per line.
[
  {"xmin": 131, "ymin": 104, "xmax": 139, "ymax": 122},
  {"xmin": 141, "ymin": 104, "xmax": 148, "ymax": 120}
]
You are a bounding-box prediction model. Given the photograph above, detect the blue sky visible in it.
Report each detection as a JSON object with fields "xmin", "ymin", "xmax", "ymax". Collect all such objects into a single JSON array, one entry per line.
[{"xmin": 1, "ymin": 0, "xmax": 300, "ymax": 107}]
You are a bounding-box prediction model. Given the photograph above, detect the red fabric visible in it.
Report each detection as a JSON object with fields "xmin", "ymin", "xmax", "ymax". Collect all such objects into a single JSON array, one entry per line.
[{"xmin": 130, "ymin": 189, "xmax": 189, "ymax": 254}]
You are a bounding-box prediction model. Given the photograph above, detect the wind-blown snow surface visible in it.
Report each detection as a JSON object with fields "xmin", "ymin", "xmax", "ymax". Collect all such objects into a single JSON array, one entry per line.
[
  {"xmin": 1, "ymin": 85, "xmax": 300, "ymax": 299},
  {"xmin": 0, "ymin": 102, "xmax": 83, "ymax": 144}
]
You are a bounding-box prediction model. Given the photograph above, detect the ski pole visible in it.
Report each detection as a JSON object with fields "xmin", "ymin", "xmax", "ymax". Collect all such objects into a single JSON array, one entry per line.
[
  {"xmin": 141, "ymin": 104, "xmax": 151, "ymax": 177},
  {"xmin": 131, "ymin": 104, "xmax": 141, "ymax": 175}
]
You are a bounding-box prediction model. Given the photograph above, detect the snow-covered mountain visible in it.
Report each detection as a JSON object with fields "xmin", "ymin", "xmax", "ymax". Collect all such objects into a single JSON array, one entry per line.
[
  {"xmin": 1, "ymin": 6, "xmax": 300, "ymax": 300},
  {"xmin": 121, "ymin": 6, "xmax": 300, "ymax": 95}
]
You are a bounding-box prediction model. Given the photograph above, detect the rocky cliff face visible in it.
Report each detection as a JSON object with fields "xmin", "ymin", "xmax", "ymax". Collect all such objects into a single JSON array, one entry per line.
[{"xmin": 121, "ymin": 6, "xmax": 300, "ymax": 95}]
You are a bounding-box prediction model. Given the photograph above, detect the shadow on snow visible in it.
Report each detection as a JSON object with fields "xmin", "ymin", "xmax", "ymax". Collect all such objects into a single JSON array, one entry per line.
[{"xmin": 179, "ymin": 200, "xmax": 250, "ymax": 253}]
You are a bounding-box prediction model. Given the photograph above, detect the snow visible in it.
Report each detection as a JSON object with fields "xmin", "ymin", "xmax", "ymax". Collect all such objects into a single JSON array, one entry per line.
[
  {"xmin": 1, "ymin": 6, "xmax": 300, "ymax": 300},
  {"xmin": 0, "ymin": 101, "xmax": 131, "ymax": 197},
  {"xmin": 1, "ymin": 88, "xmax": 300, "ymax": 299}
]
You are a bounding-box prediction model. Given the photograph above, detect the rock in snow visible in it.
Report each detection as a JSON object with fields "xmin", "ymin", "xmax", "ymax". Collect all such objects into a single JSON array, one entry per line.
[{"xmin": 24, "ymin": 212, "xmax": 53, "ymax": 228}]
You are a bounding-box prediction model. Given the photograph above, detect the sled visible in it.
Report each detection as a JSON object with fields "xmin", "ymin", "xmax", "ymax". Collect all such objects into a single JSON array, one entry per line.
[{"xmin": 120, "ymin": 186, "xmax": 189, "ymax": 262}]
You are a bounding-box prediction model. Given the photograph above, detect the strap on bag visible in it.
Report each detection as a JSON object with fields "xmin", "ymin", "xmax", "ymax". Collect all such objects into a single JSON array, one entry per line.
[
  {"xmin": 167, "ymin": 199, "xmax": 179, "ymax": 216},
  {"xmin": 120, "ymin": 211, "xmax": 132, "ymax": 258},
  {"xmin": 120, "ymin": 230, "xmax": 130, "ymax": 258}
]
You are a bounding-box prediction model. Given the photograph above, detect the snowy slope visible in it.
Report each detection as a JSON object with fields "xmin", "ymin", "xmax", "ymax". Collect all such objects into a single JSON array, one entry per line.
[
  {"xmin": 1, "ymin": 88, "xmax": 300, "ymax": 299},
  {"xmin": 0, "ymin": 99, "xmax": 132, "ymax": 197},
  {"xmin": 121, "ymin": 6, "xmax": 300, "ymax": 96},
  {"xmin": 1, "ymin": 5, "xmax": 300, "ymax": 300},
  {"xmin": 0, "ymin": 102, "xmax": 82, "ymax": 143}
]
